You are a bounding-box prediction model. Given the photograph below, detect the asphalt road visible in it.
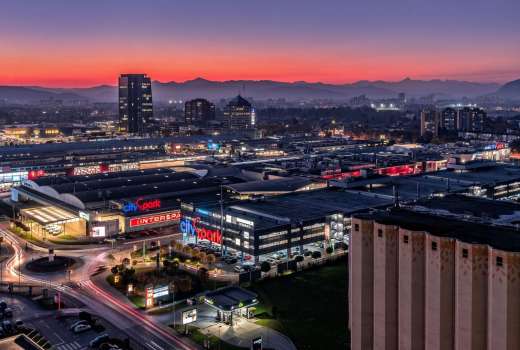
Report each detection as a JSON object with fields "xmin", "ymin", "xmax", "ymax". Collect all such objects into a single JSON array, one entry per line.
[{"xmin": 0, "ymin": 227, "xmax": 200, "ymax": 350}]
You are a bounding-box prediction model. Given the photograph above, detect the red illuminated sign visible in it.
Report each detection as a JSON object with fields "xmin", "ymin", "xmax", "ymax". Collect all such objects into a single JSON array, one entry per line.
[
  {"xmin": 68, "ymin": 164, "xmax": 109, "ymax": 176},
  {"xmin": 196, "ymin": 226, "xmax": 222, "ymax": 244},
  {"xmin": 136, "ymin": 198, "xmax": 161, "ymax": 211},
  {"xmin": 180, "ymin": 217, "xmax": 222, "ymax": 244},
  {"xmin": 28, "ymin": 170, "xmax": 45, "ymax": 180},
  {"xmin": 129, "ymin": 210, "xmax": 181, "ymax": 228}
]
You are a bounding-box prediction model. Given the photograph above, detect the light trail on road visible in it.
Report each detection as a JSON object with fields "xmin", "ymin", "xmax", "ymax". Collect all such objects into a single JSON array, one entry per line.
[{"xmin": 0, "ymin": 229, "xmax": 197, "ymax": 350}]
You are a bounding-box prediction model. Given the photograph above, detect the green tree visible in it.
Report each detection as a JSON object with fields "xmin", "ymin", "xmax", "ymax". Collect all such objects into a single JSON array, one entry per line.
[{"xmin": 260, "ymin": 261, "xmax": 271, "ymax": 273}]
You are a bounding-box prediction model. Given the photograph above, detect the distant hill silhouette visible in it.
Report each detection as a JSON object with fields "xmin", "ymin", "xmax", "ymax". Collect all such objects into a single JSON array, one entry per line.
[
  {"xmin": 0, "ymin": 77, "xmax": 516, "ymax": 104},
  {"xmin": 494, "ymin": 79, "xmax": 520, "ymax": 100}
]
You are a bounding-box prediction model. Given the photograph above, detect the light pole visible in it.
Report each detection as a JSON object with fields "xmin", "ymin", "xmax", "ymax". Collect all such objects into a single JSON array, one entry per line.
[
  {"xmin": 18, "ymin": 253, "xmax": 21, "ymax": 287},
  {"xmin": 219, "ymin": 325, "xmax": 222, "ymax": 350},
  {"xmin": 171, "ymin": 291, "xmax": 176, "ymax": 329}
]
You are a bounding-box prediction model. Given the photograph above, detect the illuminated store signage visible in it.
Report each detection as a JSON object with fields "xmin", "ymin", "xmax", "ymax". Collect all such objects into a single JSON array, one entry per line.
[
  {"xmin": 180, "ymin": 217, "xmax": 222, "ymax": 244},
  {"xmin": 123, "ymin": 198, "xmax": 161, "ymax": 213},
  {"xmin": 28, "ymin": 170, "xmax": 45, "ymax": 180},
  {"xmin": 68, "ymin": 164, "xmax": 109, "ymax": 176},
  {"xmin": 182, "ymin": 309, "xmax": 197, "ymax": 325},
  {"xmin": 129, "ymin": 210, "xmax": 181, "ymax": 228},
  {"xmin": 145, "ymin": 285, "xmax": 170, "ymax": 308}
]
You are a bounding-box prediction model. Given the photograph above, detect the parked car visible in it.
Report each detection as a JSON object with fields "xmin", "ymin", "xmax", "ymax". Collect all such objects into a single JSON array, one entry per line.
[
  {"xmin": 69, "ymin": 320, "xmax": 89, "ymax": 331},
  {"xmin": 233, "ymin": 266, "xmax": 244, "ymax": 273},
  {"xmin": 224, "ymin": 257, "xmax": 237, "ymax": 264},
  {"xmin": 0, "ymin": 301, "xmax": 7, "ymax": 310},
  {"xmin": 14, "ymin": 320, "xmax": 23, "ymax": 328},
  {"xmin": 3, "ymin": 308, "xmax": 13, "ymax": 318},
  {"xmin": 242, "ymin": 265, "xmax": 256, "ymax": 272},
  {"xmin": 73, "ymin": 324, "xmax": 92, "ymax": 334},
  {"xmin": 89, "ymin": 334, "xmax": 110, "ymax": 348},
  {"xmin": 2, "ymin": 320, "xmax": 13, "ymax": 334}
]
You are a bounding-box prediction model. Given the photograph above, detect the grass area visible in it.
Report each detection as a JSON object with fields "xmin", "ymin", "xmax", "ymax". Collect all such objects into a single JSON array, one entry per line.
[
  {"xmin": 128, "ymin": 295, "xmax": 146, "ymax": 309},
  {"xmin": 147, "ymin": 300, "xmax": 188, "ymax": 315},
  {"xmin": 173, "ymin": 325, "xmax": 272, "ymax": 350},
  {"xmin": 248, "ymin": 259, "xmax": 349, "ymax": 350},
  {"xmin": 10, "ymin": 228, "xmax": 42, "ymax": 244}
]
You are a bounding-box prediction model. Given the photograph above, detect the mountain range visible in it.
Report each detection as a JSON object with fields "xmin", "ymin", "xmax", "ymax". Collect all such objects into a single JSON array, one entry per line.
[{"xmin": 0, "ymin": 77, "xmax": 518, "ymax": 104}]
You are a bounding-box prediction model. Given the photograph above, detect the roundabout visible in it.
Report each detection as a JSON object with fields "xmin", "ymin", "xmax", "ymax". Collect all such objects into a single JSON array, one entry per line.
[{"xmin": 26, "ymin": 256, "xmax": 76, "ymax": 273}]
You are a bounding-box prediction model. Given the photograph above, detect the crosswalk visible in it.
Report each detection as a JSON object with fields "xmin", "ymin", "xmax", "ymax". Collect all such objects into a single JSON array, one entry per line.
[{"xmin": 55, "ymin": 341, "xmax": 83, "ymax": 350}]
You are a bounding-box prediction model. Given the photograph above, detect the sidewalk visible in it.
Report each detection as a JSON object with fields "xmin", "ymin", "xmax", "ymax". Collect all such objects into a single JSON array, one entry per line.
[{"xmin": 200, "ymin": 317, "xmax": 297, "ymax": 350}]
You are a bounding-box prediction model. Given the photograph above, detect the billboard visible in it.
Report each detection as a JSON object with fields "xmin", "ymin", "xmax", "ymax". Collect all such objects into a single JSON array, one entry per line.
[
  {"xmin": 145, "ymin": 285, "xmax": 171, "ymax": 308},
  {"xmin": 182, "ymin": 308, "xmax": 197, "ymax": 325},
  {"xmin": 91, "ymin": 226, "xmax": 106, "ymax": 238}
]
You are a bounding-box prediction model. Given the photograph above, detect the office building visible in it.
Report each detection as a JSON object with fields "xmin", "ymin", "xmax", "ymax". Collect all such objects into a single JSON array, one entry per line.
[
  {"xmin": 458, "ymin": 107, "xmax": 486, "ymax": 132},
  {"xmin": 420, "ymin": 109, "xmax": 439, "ymax": 136},
  {"xmin": 440, "ymin": 107, "xmax": 458, "ymax": 131},
  {"xmin": 224, "ymin": 95, "xmax": 255, "ymax": 129},
  {"xmin": 184, "ymin": 98, "xmax": 215, "ymax": 125},
  {"xmin": 349, "ymin": 195, "xmax": 520, "ymax": 350},
  {"xmin": 118, "ymin": 74, "xmax": 153, "ymax": 135}
]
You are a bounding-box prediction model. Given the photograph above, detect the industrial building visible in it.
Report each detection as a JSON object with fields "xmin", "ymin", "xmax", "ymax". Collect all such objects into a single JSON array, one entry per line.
[{"xmin": 349, "ymin": 195, "xmax": 520, "ymax": 350}]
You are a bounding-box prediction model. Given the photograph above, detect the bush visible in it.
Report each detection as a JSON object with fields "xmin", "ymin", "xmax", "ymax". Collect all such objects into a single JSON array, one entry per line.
[
  {"xmin": 294, "ymin": 255, "xmax": 304, "ymax": 263},
  {"xmin": 198, "ymin": 267, "xmax": 209, "ymax": 284},
  {"xmin": 311, "ymin": 251, "xmax": 322, "ymax": 259},
  {"xmin": 260, "ymin": 261, "xmax": 271, "ymax": 273},
  {"xmin": 206, "ymin": 254, "xmax": 216, "ymax": 266},
  {"xmin": 325, "ymin": 247, "xmax": 333, "ymax": 255}
]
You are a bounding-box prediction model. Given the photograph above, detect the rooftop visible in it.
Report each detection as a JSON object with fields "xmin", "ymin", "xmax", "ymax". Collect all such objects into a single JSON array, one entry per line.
[
  {"xmin": 204, "ymin": 286, "xmax": 258, "ymax": 312},
  {"xmin": 354, "ymin": 207, "xmax": 520, "ymax": 252}
]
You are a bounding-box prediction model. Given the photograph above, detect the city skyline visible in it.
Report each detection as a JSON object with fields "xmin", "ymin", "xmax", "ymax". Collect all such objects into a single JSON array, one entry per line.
[{"xmin": 1, "ymin": 0, "xmax": 519, "ymax": 87}]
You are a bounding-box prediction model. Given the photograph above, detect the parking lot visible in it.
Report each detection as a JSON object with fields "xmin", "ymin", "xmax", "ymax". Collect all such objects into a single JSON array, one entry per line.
[
  {"xmin": 191, "ymin": 239, "xmax": 348, "ymax": 274},
  {"xmin": 0, "ymin": 294, "xmax": 130, "ymax": 350}
]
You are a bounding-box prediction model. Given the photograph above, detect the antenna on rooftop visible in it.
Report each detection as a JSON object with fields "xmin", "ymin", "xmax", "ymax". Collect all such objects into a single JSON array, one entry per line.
[{"xmin": 393, "ymin": 185, "xmax": 400, "ymax": 208}]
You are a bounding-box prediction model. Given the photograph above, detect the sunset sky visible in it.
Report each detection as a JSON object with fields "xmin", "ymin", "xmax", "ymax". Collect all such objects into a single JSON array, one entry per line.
[{"xmin": 1, "ymin": 0, "xmax": 519, "ymax": 87}]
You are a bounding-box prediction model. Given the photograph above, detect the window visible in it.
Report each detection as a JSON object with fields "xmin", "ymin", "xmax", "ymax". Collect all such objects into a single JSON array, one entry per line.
[
  {"xmin": 403, "ymin": 235, "xmax": 409, "ymax": 244},
  {"xmin": 496, "ymin": 256, "xmax": 503, "ymax": 267},
  {"xmin": 354, "ymin": 224, "xmax": 359, "ymax": 231},
  {"xmin": 462, "ymin": 248, "xmax": 468, "ymax": 258},
  {"xmin": 378, "ymin": 229, "xmax": 383, "ymax": 238},
  {"xmin": 431, "ymin": 241, "xmax": 437, "ymax": 251}
]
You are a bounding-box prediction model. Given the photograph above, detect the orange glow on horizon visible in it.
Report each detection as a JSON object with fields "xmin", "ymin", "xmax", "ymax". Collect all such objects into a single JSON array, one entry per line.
[{"xmin": 1, "ymin": 36, "xmax": 517, "ymax": 87}]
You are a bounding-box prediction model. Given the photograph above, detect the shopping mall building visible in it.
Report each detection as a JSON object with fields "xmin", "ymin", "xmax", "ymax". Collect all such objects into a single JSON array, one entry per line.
[{"xmin": 10, "ymin": 167, "xmax": 239, "ymax": 239}]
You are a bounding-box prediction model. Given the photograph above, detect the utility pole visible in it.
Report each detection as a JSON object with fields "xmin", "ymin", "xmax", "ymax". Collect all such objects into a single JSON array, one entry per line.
[{"xmin": 18, "ymin": 253, "xmax": 21, "ymax": 287}]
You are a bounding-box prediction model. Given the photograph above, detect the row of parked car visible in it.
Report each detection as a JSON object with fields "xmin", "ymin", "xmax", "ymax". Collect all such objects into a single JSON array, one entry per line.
[
  {"xmin": 0, "ymin": 300, "xmax": 24, "ymax": 338},
  {"xmin": 68, "ymin": 312, "xmax": 127, "ymax": 350},
  {"xmin": 187, "ymin": 240, "xmax": 223, "ymax": 257}
]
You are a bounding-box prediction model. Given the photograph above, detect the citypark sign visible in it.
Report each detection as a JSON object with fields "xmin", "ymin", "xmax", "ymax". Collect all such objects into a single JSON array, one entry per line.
[
  {"xmin": 180, "ymin": 217, "xmax": 222, "ymax": 244},
  {"xmin": 122, "ymin": 198, "xmax": 161, "ymax": 214}
]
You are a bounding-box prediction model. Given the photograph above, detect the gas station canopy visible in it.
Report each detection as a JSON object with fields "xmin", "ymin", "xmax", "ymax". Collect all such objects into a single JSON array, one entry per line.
[{"xmin": 204, "ymin": 286, "xmax": 258, "ymax": 312}]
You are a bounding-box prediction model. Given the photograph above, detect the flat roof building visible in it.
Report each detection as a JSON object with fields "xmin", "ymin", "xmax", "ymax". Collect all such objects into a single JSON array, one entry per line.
[
  {"xmin": 349, "ymin": 197, "xmax": 520, "ymax": 350},
  {"xmin": 180, "ymin": 188, "xmax": 393, "ymax": 262}
]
